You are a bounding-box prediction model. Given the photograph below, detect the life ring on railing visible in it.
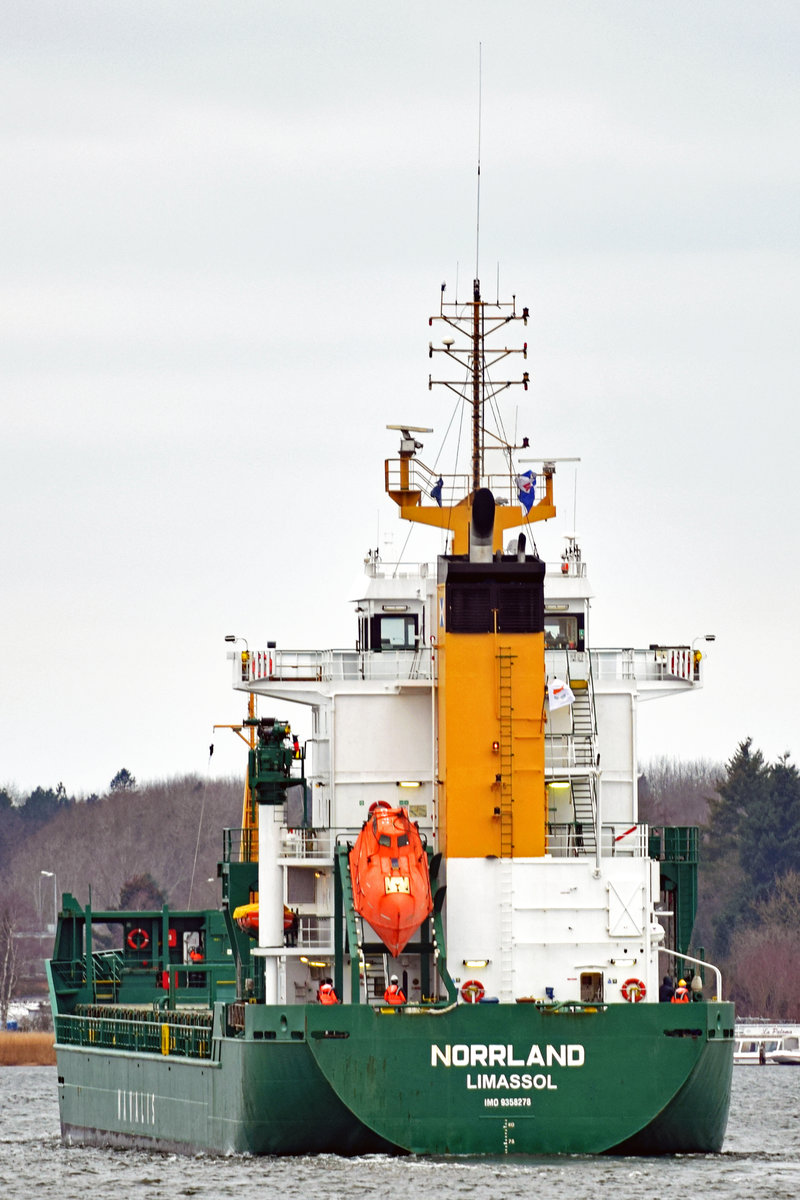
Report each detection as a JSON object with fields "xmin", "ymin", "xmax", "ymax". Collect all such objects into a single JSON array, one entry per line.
[
  {"xmin": 621, "ymin": 977, "xmax": 646, "ymax": 1003},
  {"xmin": 368, "ymin": 801, "xmax": 393, "ymax": 813},
  {"xmin": 127, "ymin": 927, "xmax": 150, "ymax": 952},
  {"xmin": 461, "ymin": 979, "xmax": 485, "ymax": 1004}
]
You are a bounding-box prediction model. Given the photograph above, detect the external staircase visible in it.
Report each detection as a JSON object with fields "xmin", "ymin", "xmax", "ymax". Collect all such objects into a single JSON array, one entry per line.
[{"xmin": 545, "ymin": 659, "xmax": 600, "ymax": 856}]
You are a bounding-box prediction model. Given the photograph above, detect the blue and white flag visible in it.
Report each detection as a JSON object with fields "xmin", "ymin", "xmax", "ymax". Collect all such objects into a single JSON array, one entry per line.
[
  {"xmin": 517, "ymin": 470, "xmax": 536, "ymax": 514},
  {"xmin": 431, "ymin": 477, "xmax": 444, "ymax": 507}
]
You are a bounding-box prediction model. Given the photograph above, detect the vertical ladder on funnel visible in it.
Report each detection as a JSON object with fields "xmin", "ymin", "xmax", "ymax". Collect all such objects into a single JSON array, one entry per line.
[
  {"xmin": 497, "ymin": 647, "xmax": 516, "ymax": 999},
  {"xmin": 497, "ymin": 648, "xmax": 515, "ymax": 857}
]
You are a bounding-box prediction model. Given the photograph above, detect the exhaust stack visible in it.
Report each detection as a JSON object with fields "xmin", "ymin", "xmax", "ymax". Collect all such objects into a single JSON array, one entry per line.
[{"xmin": 469, "ymin": 488, "xmax": 495, "ymax": 563}]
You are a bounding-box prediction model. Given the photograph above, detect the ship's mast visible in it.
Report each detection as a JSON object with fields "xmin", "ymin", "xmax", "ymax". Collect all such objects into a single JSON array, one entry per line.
[
  {"xmin": 384, "ymin": 279, "xmax": 555, "ymax": 554},
  {"xmin": 471, "ymin": 277, "xmax": 482, "ymax": 491}
]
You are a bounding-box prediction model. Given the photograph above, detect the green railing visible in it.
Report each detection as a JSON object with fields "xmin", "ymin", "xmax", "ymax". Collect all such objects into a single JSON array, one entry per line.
[
  {"xmin": 92, "ymin": 949, "xmax": 125, "ymax": 985},
  {"xmin": 51, "ymin": 952, "xmax": 125, "ymax": 993},
  {"xmin": 55, "ymin": 1005, "xmax": 213, "ymax": 1059}
]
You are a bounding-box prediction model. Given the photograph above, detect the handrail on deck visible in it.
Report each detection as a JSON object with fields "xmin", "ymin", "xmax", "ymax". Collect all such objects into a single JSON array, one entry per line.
[{"xmin": 659, "ymin": 947, "xmax": 723, "ymax": 1003}]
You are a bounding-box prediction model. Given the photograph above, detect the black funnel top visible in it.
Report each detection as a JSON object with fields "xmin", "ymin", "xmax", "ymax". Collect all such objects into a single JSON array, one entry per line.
[{"xmin": 471, "ymin": 488, "xmax": 495, "ymax": 541}]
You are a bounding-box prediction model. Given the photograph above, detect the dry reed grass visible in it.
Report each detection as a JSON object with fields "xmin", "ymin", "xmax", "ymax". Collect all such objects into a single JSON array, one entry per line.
[{"xmin": 0, "ymin": 1031, "xmax": 56, "ymax": 1066}]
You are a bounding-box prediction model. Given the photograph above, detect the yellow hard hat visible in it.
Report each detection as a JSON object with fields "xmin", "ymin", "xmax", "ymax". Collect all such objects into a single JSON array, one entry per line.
[{"xmin": 678, "ymin": 979, "xmax": 686, "ymax": 987}]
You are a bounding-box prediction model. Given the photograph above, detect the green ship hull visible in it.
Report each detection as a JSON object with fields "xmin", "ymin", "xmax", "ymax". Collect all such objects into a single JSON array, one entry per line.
[{"xmin": 55, "ymin": 999, "xmax": 733, "ymax": 1156}]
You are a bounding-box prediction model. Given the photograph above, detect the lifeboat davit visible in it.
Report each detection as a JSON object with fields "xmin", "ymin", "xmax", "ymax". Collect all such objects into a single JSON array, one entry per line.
[
  {"xmin": 349, "ymin": 802, "xmax": 433, "ymax": 957},
  {"xmin": 231, "ymin": 903, "xmax": 297, "ymax": 937}
]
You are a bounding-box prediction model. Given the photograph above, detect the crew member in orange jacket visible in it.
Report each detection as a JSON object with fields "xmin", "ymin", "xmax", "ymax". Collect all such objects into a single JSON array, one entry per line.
[
  {"xmin": 318, "ymin": 978, "xmax": 339, "ymax": 1005},
  {"xmin": 384, "ymin": 975, "xmax": 406, "ymax": 1005},
  {"xmin": 671, "ymin": 978, "xmax": 690, "ymax": 1003}
]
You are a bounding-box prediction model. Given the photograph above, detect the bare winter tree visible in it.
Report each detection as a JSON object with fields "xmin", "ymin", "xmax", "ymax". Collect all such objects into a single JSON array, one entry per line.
[
  {"xmin": 638, "ymin": 757, "xmax": 722, "ymax": 827},
  {"xmin": 0, "ymin": 907, "xmax": 19, "ymax": 1028}
]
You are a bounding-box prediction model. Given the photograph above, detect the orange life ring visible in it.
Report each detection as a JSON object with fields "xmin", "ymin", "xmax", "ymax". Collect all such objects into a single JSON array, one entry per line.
[
  {"xmin": 461, "ymin": 979, "xmax": 485, "ymax": 1004},
  {"xmin": 127, "ymin": 927, "xmax": 150, "ymax": 951},
  {"xmin": 621, "ymin": 977, "xmax": 646, "ymax": 1002},
  {"xmin": 368, "ymin": 801, "xmax": 392, "ymax": 812}
]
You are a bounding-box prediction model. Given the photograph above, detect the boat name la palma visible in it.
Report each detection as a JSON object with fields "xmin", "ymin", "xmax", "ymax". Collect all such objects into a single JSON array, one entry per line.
[{"xmin": 431, "ymin": 1043, "xmax": 585, "ymax": 1092}]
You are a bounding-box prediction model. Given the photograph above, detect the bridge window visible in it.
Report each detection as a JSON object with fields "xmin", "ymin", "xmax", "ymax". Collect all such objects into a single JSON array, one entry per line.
[
  {"xmin": 370, "ymin": 614, "xmax": 418, "ymax": 651},
  {"xmin": 545, "ymin": 613, "xmax": 584, "ymax": 651}
]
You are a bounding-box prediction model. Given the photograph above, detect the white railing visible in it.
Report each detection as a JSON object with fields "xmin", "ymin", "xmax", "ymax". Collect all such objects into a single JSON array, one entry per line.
[
  {"xmin": 544, "ymin": 648, "xmax": 590, "ymax": 680},
  {"xmin": 591, "ymin": 647, "xmax": 699, "ymax": 686},
  {"xmin": 363, "ymin": 559, "xmax": 432, "ymax": 581},
  {"xmin": 239, "ymin": 647, "xmax": 434, "ymax": 686},
  {"xmin": 601, "ymin": 823, "xmax": 649, "ymax": 856},
  {"xmin": 294, "ymin": 916, "xmax": 333, "ymax": 951},
  {"xmin": 545, "ymin": 742, "xmax": 596, "ymax": 769},
  {"xmin": 659, "ymin": 946, "xmax": 723, "ymax": 1002},
  {"xmin": 544, "ymin": 559, "xmax": 588, "ymax": 579},
  {"xmin": 546, "ymin": 823, "xmax": 649, "ymax": 858},
  {"xmin": 279, "ymin": 830, "xmax": 334, "ymax": 860},
  {"xmin": 235, "ymin": 645, "xmax": 696, "ymax": 690}
]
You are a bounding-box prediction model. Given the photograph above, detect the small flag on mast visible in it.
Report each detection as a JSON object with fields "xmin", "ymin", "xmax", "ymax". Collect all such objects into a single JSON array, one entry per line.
[{"xmin": 516, "ymin": 470, "xmax": 536, "ymax": 514}]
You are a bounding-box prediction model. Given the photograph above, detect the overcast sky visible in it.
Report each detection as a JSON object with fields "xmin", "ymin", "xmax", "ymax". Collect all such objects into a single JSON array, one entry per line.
[{"xmin": 2, "ymin": 2, "xmax": 798, "ymax": 795}]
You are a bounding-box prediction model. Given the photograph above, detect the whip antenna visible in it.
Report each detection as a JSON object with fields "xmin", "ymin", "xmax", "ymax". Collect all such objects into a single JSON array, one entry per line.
[{"xmin": 475, "ymin": 43, "xmax": 482, "ymax": 280}]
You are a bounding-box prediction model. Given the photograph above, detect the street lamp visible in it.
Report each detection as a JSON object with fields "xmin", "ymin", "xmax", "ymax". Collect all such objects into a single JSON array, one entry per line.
[{"xmin": 40, "ymin": 870, "xmax": 57, "ymax": 933}]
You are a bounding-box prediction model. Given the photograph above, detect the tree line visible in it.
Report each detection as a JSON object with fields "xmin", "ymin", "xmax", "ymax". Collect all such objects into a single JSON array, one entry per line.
[
  {"xmin": 0, "ymin": 769, "xmax": 242, "ymax": 1025},
  {"xmin": 3, "ymin": 740, "xmax": 800, "ymax": 1022},
  {"xmin": 640, "ymin": 739, "xmax": 800, "ymax": 1021}
]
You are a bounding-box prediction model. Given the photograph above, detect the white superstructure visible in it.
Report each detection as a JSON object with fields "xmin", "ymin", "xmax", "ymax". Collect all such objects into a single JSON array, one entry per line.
[{"xmin": 230, "ymin": 538, "xmax": 707, "ymax": 1009}]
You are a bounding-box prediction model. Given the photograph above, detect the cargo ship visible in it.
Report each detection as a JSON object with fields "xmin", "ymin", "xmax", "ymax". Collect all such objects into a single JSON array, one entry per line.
[{"xmin": 48, "ymin": 275, "xmax": 734, "ymax": 1155}]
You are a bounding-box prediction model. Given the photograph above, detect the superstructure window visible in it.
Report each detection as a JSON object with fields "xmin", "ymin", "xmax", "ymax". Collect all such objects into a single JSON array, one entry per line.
[
  {"xmin": 370, "ymin": 614, "xmax": 419, "ymax": 651},
  {"xmin": 544, "ymin": 614, "xmax": 584, "ymax": 651}
]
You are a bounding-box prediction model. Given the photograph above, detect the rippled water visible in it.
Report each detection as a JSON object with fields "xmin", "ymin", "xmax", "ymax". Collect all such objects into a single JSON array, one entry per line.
[{"xmin": 0, "ymin": 1066, "xmax": 798, "ymax": 1200}]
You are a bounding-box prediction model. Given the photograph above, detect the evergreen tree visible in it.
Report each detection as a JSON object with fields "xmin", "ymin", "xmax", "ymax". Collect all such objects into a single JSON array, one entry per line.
[
  {"xmin": 704, "ymin": 740, "xmax": 770, "ymax": 955},
  {"xmin": 109, "ymin": 768, "xmax": 137, "ymax": 793},
  {"xmin": 703, "ymin": 740, "xmax": 800, "ymax": 960},
  {"xmin": 705, "ymin": 738, "xmax": 768, "ymax": 863},
  {"xmin": 743, "ymin": 754, "xmax": 800, "ymax": 895},
  {"xmin": 20, "ymin": 786, "xmax": 62, "ymax": 826}
]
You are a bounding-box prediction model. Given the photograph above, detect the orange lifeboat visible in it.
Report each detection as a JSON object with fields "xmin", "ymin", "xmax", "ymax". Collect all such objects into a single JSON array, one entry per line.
[{"xmin": 349, "ymin": 802, "xmax": 433, "ymax": 956}]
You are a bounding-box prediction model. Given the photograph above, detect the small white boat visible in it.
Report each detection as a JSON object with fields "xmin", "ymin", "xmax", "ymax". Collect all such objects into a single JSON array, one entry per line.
[{"xmin": 734, "ymin": 1023, "xmax": 800, "ymax": 1065}]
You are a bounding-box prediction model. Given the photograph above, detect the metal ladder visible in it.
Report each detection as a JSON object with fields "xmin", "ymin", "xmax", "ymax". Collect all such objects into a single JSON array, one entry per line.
[
  {"xmin": 569, "ymin": 680, "xmax": 598, "ymax": 854},
  {"xmin": 497, "ymin": 646, "xmax": 515, "ymax": 858},
  {"xmin": 497, "ymin": 647, "xmax": 516, "ymax": 999},
  {"xmin": 335, "ymin": 845, "xmax": 365, "ymax": 1000}
]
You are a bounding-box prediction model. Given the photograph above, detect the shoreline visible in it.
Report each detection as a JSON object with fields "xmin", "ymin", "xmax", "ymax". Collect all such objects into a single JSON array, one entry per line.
[{"xmin": 0, "ymin": 1031, "xmax": 56, "ymax": 1066}]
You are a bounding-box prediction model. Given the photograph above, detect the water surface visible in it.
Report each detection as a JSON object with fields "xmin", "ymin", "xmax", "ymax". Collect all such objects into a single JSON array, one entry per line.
[{"xmin": 0, "ymin": 1065, "xmax": 796, "ymax": 1200}]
